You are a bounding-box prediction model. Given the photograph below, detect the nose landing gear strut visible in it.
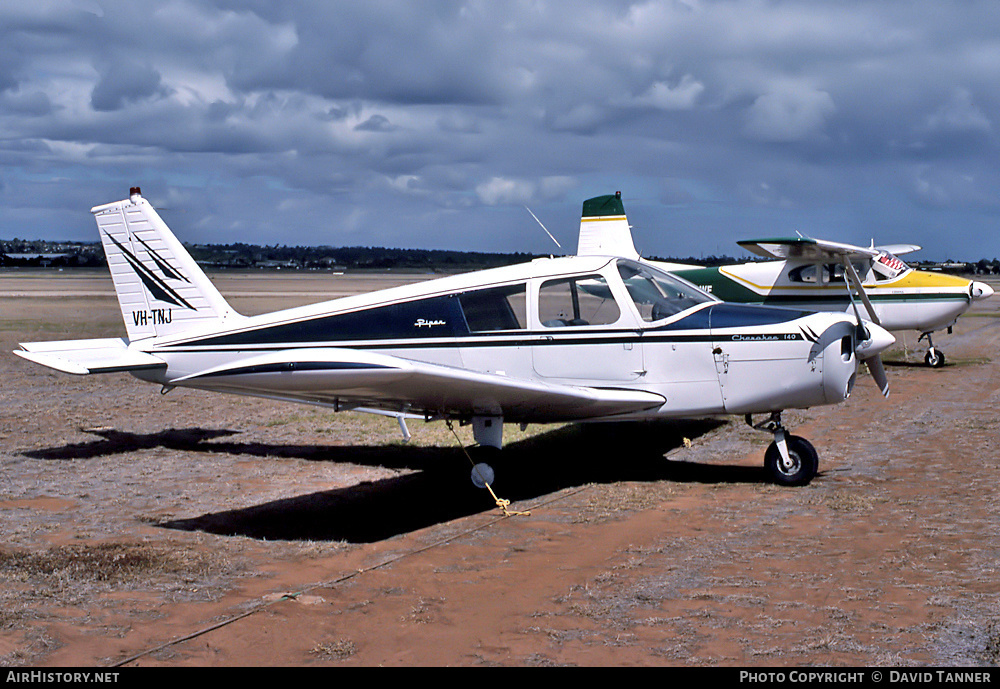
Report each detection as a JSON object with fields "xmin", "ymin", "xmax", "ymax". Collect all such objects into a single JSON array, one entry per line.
[{"xmin": 919, "ymin": 331, "xmax": 946, "ymax": 368}]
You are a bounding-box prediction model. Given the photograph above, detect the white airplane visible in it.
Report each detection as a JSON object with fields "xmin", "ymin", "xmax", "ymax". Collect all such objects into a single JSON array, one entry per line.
[
  {"xmin": 14, "ymin": 188, "xmax": 895, "ymax": 488},
  {"xmin": 578, "ymin": 193, "xmax": 994, "ymax": 368}
]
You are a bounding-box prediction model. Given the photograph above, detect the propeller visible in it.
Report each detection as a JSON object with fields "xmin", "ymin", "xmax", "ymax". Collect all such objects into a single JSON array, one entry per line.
[{"xmin": 841, "ymin": 259, "xmax": 892, "ymax": 398}]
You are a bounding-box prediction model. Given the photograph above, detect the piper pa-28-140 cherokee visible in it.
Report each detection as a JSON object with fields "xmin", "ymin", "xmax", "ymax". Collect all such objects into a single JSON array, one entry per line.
[{"xmin": 14, "ymin": 188, "xmax": 894, "ymax": 488}]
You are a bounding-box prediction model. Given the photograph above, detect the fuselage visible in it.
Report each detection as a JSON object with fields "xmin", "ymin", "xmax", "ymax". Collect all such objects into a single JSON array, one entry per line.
[
  {"xmin": 129, "ymin": 256, "xmax": 875, "ymax": 421},
  {"xmin": 671, "ymin": 260, "xmax": 990, "ymax": 334}
]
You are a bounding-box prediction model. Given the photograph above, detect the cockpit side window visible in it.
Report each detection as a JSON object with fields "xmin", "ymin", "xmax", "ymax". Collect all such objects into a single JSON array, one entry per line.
[
  {"xmin": 538, "ymin": 275, "xmax": 621, "ymax": 327},
  {"xmin": 617, "ymin": 259, "xmax": 714, "ymax": 322}
]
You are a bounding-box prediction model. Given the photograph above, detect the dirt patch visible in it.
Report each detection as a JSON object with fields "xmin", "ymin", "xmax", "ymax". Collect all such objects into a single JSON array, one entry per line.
[{"xmin": 2, "ymin": 270, "xmax": 1000, "ymax": 666}]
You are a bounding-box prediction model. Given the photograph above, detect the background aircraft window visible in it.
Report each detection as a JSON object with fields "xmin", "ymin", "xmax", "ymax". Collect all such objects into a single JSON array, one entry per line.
[
  {"xmin": 459, "ymin": 284, "xmax": 527, "ymax": 331},
  {"xmin": 789, "ymin": 263, "xmax": 869, "ymax": 285},
  {"xmin": 828, "ymin": 262, "xmax": 869, "ymax": 283},
  {"xmin": 617, "ymin": 260, "xmax": 713, "ymax": 322},
  {"xmin": 789, "ymin": 264, "xmax": 820, "ymax": 283},
  {"xmin": 538, "ymin": 275, "xmax": 620, "ymax": 327}
]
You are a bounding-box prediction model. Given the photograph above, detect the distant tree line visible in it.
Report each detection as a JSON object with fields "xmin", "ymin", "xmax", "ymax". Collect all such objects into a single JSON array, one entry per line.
[
  {"xmin": 0, "ymin": 239, "xmax": 106, "ymax": 267},
  {"xmin": 0, "ymin": 239, "xmax": 542, "ymax": 272},
  {"xmin": 2, "ymin": 239, "xmax": 997, "ymax": 274}
]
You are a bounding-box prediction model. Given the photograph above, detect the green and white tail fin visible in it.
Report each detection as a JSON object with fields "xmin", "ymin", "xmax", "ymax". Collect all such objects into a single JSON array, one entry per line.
[
  {"xmin": 577, "ymin": 191, "xmax": 639, "ymax": 259},
  {"xmin": 93, "ymin": 187, "xmax": 242, "ymax": 341}
]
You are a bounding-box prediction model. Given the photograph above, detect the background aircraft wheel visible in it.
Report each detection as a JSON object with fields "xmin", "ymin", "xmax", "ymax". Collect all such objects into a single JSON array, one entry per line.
[
  {"xmin": 925, "ymin": 349, "xmax": 946, "ymax": 368},
  {"xmin": 764, "ymin": 435, "xmax": 818, "ymax": 487}
]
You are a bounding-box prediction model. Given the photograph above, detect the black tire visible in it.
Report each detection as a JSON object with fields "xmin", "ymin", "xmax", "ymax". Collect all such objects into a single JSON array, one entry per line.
[
  {"xmin": 925, "ymin": 349, "xmax": 946, "ymax": 368},
  {"xmin": 764, "ymin": 435, "xmax": 818, "ymax": 487}
]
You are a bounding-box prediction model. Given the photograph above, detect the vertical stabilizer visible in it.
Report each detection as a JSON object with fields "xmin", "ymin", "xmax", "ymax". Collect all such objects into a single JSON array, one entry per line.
[
  {"xmin": 577, "ymin": 191, "xmax": 639, "ymax": 259},
  {"xmin": 92, "ymin": 188, "xmax": 242, "ymax": 341}
]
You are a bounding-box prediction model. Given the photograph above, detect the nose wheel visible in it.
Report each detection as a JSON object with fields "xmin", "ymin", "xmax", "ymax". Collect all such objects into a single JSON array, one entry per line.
[
  {"xmin": 919, "ymin": 332, "xmax": 946, "ymax": 368},
  {"xmin": 764, "ymin": 434, "xmax": 818, "ymax": 486},
  {"xmin": 748, "ymin": 412, "xmax": 819, "ymax": 486}
]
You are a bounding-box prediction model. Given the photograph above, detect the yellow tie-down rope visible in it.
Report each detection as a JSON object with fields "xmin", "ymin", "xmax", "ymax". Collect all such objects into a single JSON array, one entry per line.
[{"xmin": 447, "ymin": 420, "xmax": 530, "ymax": 517}]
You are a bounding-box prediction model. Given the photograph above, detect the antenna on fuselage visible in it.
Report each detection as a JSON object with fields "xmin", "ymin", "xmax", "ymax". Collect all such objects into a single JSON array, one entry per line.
[{"xmin": 525, "ymin": 206, "xmax": 562, "ymax": 249}]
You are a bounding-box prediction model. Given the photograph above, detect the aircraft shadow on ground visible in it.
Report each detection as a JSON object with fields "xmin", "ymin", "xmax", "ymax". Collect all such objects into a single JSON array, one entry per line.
[
  {"xmin": 882, "ymin": 359, "xmax": 937, "ymax": 369},
  {"xmin": 25, "ymin": 420, "xmax": 765, "ymax": 543}
]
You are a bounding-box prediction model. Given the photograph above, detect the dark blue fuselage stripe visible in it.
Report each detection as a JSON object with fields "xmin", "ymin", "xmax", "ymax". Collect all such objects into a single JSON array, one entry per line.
[
  {"xmin": 155, "ymin": 330, "xmax": 804, "ymax": 355},
  {"xmin": 193, "ymin": 361, "xmax": 394, "ymax": 379}
]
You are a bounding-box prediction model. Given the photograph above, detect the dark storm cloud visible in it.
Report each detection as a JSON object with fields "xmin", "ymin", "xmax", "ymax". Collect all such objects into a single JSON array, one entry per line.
[
  {"xmin": 1, "ymin": 0, "xmax": 1000, "ymax": 259},
  {"xmin": 91, "ymin": 61, "xmax": 167, "ymax": 111}
]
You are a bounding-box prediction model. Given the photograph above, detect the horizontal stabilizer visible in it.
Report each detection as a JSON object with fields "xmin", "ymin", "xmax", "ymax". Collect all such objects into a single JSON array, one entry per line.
[{"xmin": 14, "ymin": 338, "xmax": 166, "ymax": 375}]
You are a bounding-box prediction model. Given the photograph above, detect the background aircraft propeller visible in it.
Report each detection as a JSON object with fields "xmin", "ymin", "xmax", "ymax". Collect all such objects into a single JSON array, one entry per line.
[{"xmin": 841, "ymin": 259, "xmax": 891, "ymax": 398}]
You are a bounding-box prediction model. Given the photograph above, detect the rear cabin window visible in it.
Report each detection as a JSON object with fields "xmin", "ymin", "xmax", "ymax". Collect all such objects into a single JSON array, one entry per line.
[
  {"xmin": 458, "ymin": 284, "xmax": 527, "ymax": 332},
  {"xmin": 538, "ymin": 275, "xmax": 620, "ymax": 327}
]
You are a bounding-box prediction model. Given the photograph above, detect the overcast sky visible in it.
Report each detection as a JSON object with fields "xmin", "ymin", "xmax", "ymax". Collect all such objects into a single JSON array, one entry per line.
[{"xmin": 2, "ymin": 0, "xmax": 1000, "ymax": 260}]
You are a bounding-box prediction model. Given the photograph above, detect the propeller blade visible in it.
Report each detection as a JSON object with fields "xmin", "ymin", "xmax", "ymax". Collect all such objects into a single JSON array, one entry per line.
[
  {"xmin": 854, "ymin": 321, "xmax": 894, "ymax": 398},
  {"xmin": 865, "ymin": 355, "xmax": 890, "ymax": 398},
  {"xmin": 841, "ymin": 269, "xmax": 872, "ymax": 345}
]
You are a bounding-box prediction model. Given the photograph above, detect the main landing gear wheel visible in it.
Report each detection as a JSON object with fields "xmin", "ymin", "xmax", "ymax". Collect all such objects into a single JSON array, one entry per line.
[
  {"xmin": 764, "ymin": 435, "xmax": 819, "ymax": 487},
  {"xmin": 925, "ymin": 349, "xmax": 946, "ymax": 368}
]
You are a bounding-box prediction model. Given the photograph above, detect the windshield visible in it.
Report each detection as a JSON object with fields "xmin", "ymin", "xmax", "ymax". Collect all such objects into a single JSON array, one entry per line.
[
  {"xmin": 872, "ymin": 251, "xmax": 909, "ymax": 280},
  {"xmin": 617, "ymin": 259, "xmax": 715, "ymax": 322}
]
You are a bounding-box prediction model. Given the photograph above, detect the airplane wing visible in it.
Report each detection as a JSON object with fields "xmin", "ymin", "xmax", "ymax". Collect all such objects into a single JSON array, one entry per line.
[
  {"xmin": 14, "ymin": 338, "xmax": 166, "ymax": 375},
  {"xmin": 876, "ymin": 243, "xmax": 921, "ymax": 256},
  {"xmin": 170, "ymin": 347, "xmax": 667, "ymax": 423},
  {"xmin": 738, "ymin": 237, "xmax": 880, "ymax": 262}
]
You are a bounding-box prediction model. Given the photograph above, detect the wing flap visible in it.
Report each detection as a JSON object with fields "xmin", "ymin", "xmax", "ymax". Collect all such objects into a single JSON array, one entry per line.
[
  {"xmin": 15, "ymin": 338, "xmax": 166, "ymax": 375},
  {"xmin": 173, "ymin": 348, "xmax": 666, "ymax": 422}
]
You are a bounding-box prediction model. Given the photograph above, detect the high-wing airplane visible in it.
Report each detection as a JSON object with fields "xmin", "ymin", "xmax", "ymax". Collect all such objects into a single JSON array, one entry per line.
[
  {"xmin": 578, "ymin": 193, "xmax": 994, "ymax": 368},
  {"xmin": 14, "ymin": 188, "xmax": 895, "ymax": 489}
]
